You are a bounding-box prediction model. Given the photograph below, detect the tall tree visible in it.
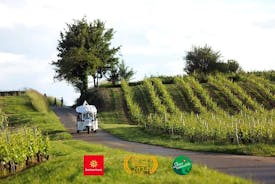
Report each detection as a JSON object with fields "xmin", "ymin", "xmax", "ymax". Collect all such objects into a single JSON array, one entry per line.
[
  {"xmin": 89, "ymin": 20, "xmax": 120, "ymax": 87},
  {"xmin": 52, "ymin": 18, "xmax": 120, "ymax": 95}
]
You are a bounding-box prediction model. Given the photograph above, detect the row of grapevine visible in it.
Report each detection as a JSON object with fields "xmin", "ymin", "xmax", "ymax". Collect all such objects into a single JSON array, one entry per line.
[
  {"xmin": 185, "ymin": 76, "xmax": 221, "ymax": 113},
  {"xmin": 143, "ymin": 79, "xmax": 167, "ymax": 114},
  {"xmin": 121, "ymin": 75, "xmax": 275, "ymax": 145},
  {"xmin": 0, "ymin": 127, "xmax": 49, "ymax": 176},
  {"xmin": 247, "ymin": 74, "xmax": 275, "ymax": 95},
  {"xmin": 208, "ymin": 76, "xmax": 247, "ymax": 113},
  {"xmin": 174, "ymin": 77, "xmax": 206, "ymax": 114},
  {"xmin": 144, "ymin": 109, "xmax": 275, "ymax": 144},
  {"xmin": 243, "ymin": 75, "xmax": 275, "ymax": 108},
  {"xmin": 121, "ymin": 79, "xmax": 143, "ymax": 123},
  {"xmin": 133, "ymin": 85, "xmax": 154, "ymax": 115},
  {"xmin": 216, "ymin": 74, "xmax": 264, "ymax": 111},
  {"xmin": 151, "ymin": 78, "xmax": 180, "ymax": 114},
  {"xmin": 166, "ymin": 84, "xmax": 191, "ymax": 112}
]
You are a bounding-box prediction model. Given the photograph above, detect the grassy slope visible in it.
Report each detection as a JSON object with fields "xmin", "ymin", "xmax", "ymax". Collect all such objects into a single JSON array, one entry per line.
[
  {"xmin": 98, "ymin": 86, "xmax": 275, "ymax": 156},
  {"xmin": 0, "ymin": 91, "xmax": 70, "ymax": 140},
  {"xmin": 0, "ymin": 91, "xmax": 252, "ymax": 184}
]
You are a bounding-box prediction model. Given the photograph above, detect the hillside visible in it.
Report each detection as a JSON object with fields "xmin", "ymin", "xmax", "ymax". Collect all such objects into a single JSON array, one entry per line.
[
  {"xmin": 84, "ymin": 74, "xmax": 274, "ymax": 113},
  {"xmin": 0, "ymin": 90, "xmax": 71, "ymax": 140},
  {"xmin": 0, "ymin": 90, "xmax": 253, "ymax": 183},
  {"xmin": 82, "ymin": 73, "xmax": 275, "ymax": 155}
]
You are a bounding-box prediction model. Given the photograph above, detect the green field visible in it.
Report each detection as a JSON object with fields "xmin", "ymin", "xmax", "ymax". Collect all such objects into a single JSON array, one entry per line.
[{"xmin": 0, "ymin": 90, "xmax": 252, "ymax": 183}]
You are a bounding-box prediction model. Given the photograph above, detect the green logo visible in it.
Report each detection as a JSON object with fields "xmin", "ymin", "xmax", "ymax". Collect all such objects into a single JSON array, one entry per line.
[{"xmin": 172, "ymin": 155, "xmax": 192, "ymax": 175}]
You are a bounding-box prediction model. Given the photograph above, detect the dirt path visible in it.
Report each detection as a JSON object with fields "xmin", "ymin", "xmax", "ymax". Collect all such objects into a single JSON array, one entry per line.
[{"xmin": 53, "ymin": 107, "xmax": 275, "ymax": 184}]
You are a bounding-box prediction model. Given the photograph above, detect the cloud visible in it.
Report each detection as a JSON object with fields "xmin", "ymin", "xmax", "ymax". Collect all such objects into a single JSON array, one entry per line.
[
  {"xmin": 254, "ymin": 19, "xmax": 275, "ymax": 29},
  {"xmin": 0, "ymin": 25, "xmax": 58, "ymax": 58},
  {"xmin": 0, "ymin": 0, "xmax": 275, "ymax": 105},
  {"xmin": 0, "ymin": 52, "xmax": 78, "ymax": 105}
]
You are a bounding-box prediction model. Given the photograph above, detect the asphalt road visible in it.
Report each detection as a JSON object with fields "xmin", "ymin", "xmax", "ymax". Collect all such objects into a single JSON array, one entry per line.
[{"xmin": 53, "ymin": 107, "xmax": 275, "ymax": 184}]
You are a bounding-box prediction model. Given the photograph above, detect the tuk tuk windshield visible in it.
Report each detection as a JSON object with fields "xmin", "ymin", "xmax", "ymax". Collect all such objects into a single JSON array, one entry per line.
[{"xmin": 83, "ymin": 113, "xmax": 95, "ymax": 120}]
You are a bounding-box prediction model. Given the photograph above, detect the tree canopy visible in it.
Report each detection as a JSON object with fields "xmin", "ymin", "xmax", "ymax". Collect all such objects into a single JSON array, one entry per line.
[
  {"xmin": 184, "ymin": 45, "xmax": 241, "ymax": 74},
  {"xmin": 52, "ymin": 18, "xmax": 120, "ymax": 95}
]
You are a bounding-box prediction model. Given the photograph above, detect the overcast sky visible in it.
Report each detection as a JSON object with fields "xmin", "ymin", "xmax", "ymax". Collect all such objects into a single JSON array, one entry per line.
[{"xmin": 0, "ymin": 0, "xmax": 275, "ymax": 105}]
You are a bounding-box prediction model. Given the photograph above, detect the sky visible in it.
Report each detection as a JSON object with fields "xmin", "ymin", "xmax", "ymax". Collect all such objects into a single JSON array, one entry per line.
[{"xmin": 0, "ymin": 0, "xmax": 275, "ymax": 105}]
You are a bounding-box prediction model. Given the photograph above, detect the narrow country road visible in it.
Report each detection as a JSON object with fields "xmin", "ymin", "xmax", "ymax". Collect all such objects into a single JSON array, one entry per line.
[{"xmin": 53, "ymin": 107, "xmax": 275, "ymax": 184}]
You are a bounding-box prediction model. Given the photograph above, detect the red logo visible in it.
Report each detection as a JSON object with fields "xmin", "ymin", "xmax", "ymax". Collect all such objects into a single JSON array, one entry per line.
[{"xmin": 84, "ymin": 155, "xmax": 104, "ymax": 176}]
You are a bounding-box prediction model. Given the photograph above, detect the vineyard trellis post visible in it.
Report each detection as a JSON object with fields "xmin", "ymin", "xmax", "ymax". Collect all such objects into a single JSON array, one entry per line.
[
  {"xmin": 144, "ymin": 120, "xmax": 146, "ymax": 129},
  {"xmin": 171, "ymin": 123, "xmax": 174, "ymax": 137},
  {"xmin": 6, "ymin": 132, "xmax": 9, "ymax": 143},
  {"xmin": 235, "ymin": 122, "xmax": 239, "ymax": 145},
  {"xmin": 181, "ymin": 113, "xmax": 185, "ymax": 126}
]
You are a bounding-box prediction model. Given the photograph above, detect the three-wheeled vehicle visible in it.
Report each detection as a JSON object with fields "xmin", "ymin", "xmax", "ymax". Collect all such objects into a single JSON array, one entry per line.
[{"xmin": 76, "ymin": 101, "xmax": 98, "ymax": 134}]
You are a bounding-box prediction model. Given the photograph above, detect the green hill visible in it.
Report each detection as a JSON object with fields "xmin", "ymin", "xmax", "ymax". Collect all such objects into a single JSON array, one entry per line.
[
  {"xmin": 81, "ymin": 73, "xmax": 275, "ymax": 156},
  {"xmin": 83, "ymin": 74, "xmax": 274, "ymax": 114}
]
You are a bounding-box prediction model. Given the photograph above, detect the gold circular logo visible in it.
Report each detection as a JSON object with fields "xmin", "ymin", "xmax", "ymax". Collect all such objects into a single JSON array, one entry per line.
[{"xmin": 123, "ymin": 155, "xmax": 158, "ymax": 175}]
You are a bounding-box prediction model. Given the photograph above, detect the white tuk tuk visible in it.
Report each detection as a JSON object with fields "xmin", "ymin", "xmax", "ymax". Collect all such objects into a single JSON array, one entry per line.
[{"xmin": 76, "ymin": 101, "xmax": 98, "ymax": 134}]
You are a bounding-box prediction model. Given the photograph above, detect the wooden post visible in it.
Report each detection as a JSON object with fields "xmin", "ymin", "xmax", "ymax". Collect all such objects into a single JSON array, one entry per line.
[
  {"xmin": 181, "ymin": 113, "xmax": 185, "ymax": 126},
  {"xmin": 6, "ymin": 133, "xmax": 9, "ymax": 143},
  {"xmin": 171, "ymin": 123, "xmax": 174, "ymax": 137},
  {"xmin": 235, "ymin": 122, "xmax": 239, "ymax": 145}
]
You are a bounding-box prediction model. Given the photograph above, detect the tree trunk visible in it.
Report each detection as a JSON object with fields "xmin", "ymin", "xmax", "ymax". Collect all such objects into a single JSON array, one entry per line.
[
  {"xmin": 93, "ymin": 75, "xmax": 96, "ymax": 88},
  {"xmin": 81, "ymin": 71, "xmax": 88, "ymax": 95}
]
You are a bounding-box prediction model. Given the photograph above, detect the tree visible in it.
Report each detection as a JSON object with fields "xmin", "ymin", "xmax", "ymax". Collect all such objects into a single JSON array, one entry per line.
[
  {"xmin": 184, "ymin": 45, "xmax": 241, "ymax": 74},
  {"xmin": 227, "ymin": 60, "xmax": 241, "ymax": 73},
  {"xmin": 107, "ymin": 60, "xmax": 135, "ymax": 85},
  {"xmin": 216, "ymin": 60, "xmax": 241, "ymax": 73},
  {"xmin": 184, "ymin": 45, "xmax": 221, "ymax": 74},
  {"xmin": 52, "ymin": 18, "xmax": 120, "ymax": 96},
  {"xmin": 118, "ymin": 60, "xmax": 135, "ymax": 81},
  {"xmin": 107, "ymin": 66, "xmax": 119, "ymax": 85}
]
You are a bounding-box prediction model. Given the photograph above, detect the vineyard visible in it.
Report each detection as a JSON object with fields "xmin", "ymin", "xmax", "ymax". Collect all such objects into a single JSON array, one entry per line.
[
  {"xmin": 0, "ymin": 128, "xmax": 49, "ymax": 177},
  {"xmin": 121, "ymin": 74, "xmax": 275, "ymax": 144},
  {"xmin": 0, "ymin": 90, "xmax": 52, "ymax": 177}
]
